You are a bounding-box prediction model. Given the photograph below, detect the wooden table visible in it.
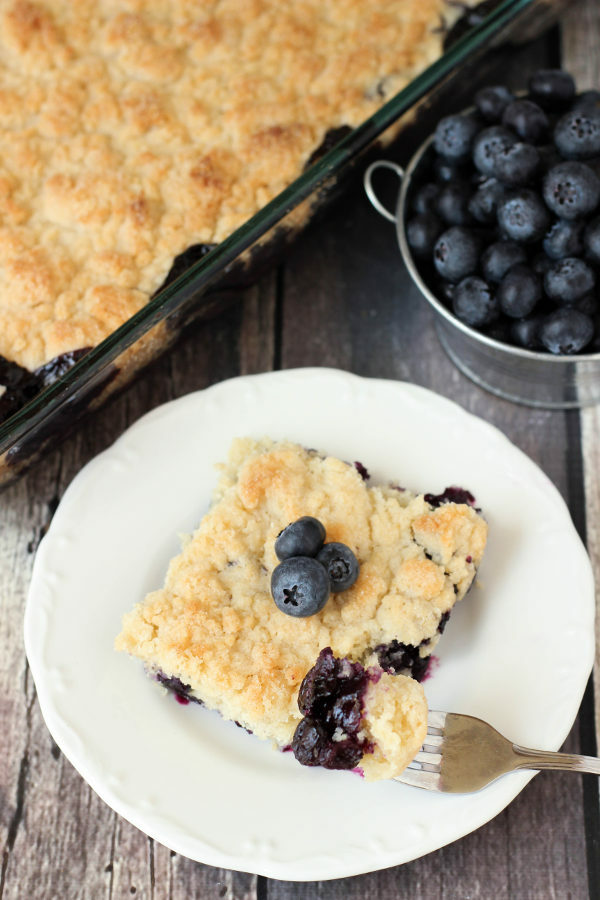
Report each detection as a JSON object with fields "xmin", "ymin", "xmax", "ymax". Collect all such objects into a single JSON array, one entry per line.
[{"xmin": 2, "ymin": 2, "xmax": 600, "ymax": 897}]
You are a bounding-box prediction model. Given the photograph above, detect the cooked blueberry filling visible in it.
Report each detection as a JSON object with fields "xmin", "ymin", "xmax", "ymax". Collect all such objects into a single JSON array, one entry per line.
[
  {"xmin": 376, "ymin": 610, "xmax": 452, "ymax": 680},
  {"xmin": 154, "ymin": 243, "xmax": 216, "ymax": 293},
  {"xmin": 0, "ymin": 357, "xmax": 40, "ymax": 423},
  {"xmin": 155, "ymin": 670, "xmax": 203, "ymax": 705},
  {"xmin": 375, "ymin": 640, "xmax": 430, "ymax": 681},
  {"xmin": 235, "ymin": 721, "xmax": 253, "ymax": 734},
  {"xmin": 304, "ymin": 126, "xmax": 353, "ymax": 169},
  {"xmin": 438, "ymin": 610, "xmax": 451, "ymax": 633},
  {"xmin": 291, "ymin": 647, "xmax": 374, "ymax": 770},
  {"xmin": 0, "ymin": 349, "xmax": 91, "ymax": 427},
  {"xmin": 354, "ymin": 460, "xmax": 370, "ymax": 480},
  {"xmin": 424, "ymin": 485, "xmax": 476, "ymax": 507},
  {"xmin": 443, "ymin": 0, "xmax": 503, "ymax": 48},
  {"xmin": 35, "ymin": 348, "xmax": 92, "ymax": 388}
]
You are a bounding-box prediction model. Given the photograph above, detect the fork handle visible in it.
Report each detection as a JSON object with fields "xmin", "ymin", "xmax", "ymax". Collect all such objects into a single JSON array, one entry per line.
[{"xmin": 512, "ymin": 744, "xmax": 600, "ymax": 775}]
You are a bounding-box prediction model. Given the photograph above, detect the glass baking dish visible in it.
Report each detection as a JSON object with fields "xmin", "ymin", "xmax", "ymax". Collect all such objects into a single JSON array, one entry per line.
[{"xmin": 0, "ymin": 0, "xmax": 569, "ymax": 487}]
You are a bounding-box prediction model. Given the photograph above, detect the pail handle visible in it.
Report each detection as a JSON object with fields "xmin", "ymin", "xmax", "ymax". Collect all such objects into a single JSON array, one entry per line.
[{"xmin": 363, "ymin": 160, "xmax": 404, "ymax": 223}]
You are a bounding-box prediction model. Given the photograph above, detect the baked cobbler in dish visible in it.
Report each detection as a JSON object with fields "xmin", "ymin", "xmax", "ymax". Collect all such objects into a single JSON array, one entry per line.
[
  {"xmin": 0, "ymin": 0, "xmax": 479, "ymax": 422},
  {"xmin": 116, "ymin": 438, "xmax": 487, "ymax": 780}
]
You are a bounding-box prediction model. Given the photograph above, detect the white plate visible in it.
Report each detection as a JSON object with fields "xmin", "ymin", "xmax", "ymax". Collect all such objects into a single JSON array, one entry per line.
[{"xmin": 25, "ymin": 368, "xmax": 595, "ymax": 881}]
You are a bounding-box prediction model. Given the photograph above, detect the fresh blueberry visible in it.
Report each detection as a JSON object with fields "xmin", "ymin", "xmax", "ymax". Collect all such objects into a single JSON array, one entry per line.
[
  {"xmin": 436, "ymin": 278, "xmax": 456, "ymax": 304},
  {"xmin": 497, "ymin": 265, "xmax": 541, "ymax": 318},
  {"xmin": 572, "ymin": 91, "xmax": 600, "ymax": 114},
  {"xmin": 412, "ymin": 182, "xmax": 441, "ymax": 214},
  {"xmin": 510, "ymin": 315, "xmax": 545, "ymax": 350},
  {"xmin": 583, "ymin": 216, "xmax": 600, "ymax": 265},
  {"xmin": 484, "ymin": 317, "xmax": 512, "ymax": 343},
  {"xmin": 554, "ymin": 108, "xmax": 600, "ymax": 159},
  {"xmin": 493, "ymin": 142, "xmax": 540, "ymax": 186},
  {"xmin": 528, "ymin": 70, "xmax": 576, "ymax": 110},
  {"xmin": 544, "ymin": 257, "xmax": 596, "ymax": 304},
  {"xmin": 539, "ymin": 308, "xmax": 595, "ymax": 354},
  {"xmin": 572, "ymin": 293, "xmax": 598, "ymax": 316},
  {"xmin": 406, "ymin": 213, "xmax": 444, "ymax": 257},
  {"xmin": 433, "ymin": 156, "xmax": 464, "ymax": 183},
  {"xmin": 434, "ymin": 114, "xmax": 480, "ymax": 162},
  {"xmin": 537, "ymin": 143, "xmax": 562, "ymax": 172},
  {"xmin": 470, "ymin": 169, "xmax": 488, "ymax": 188},
  {"xmin": 543, "ymin": 219, "xmax": 584, "ymax": 260},
  {"xmin": 497, "ymin": 189, "xmax": 550, "ymax": 243},
  {"xmin": 543, "ymin": 162, "xmax": 600, "ymax": 220},
  {"xmin": 589, "ymin": 317, "xmax": 600, "ymax": 353},
  {"xmin": 481, "ymin": 241, "xmax": 527, "ymax": 282},
  {"xmin": 316, "ymin": 543, "xmax": 359, "ymax": 592},
  {"xmin": 468, "ymin": 177, "xmax": 505, "ymax": 223},
  {"xmin": 433, "ymin": 227, "xmax": 480, "ymax": 281},
  {"xmin": 586, "ymin": 156, "xmax": 600, "ymax": 180},
  {"xmin": 275, "ymin": 516, "xmax": 326, "ymax": 560},
  {"xmin": 472, "ymin": 126, "xmax": 517, "ymax": 176},
  {"xmin": 271, "ymin": 557, "xmax": 330, "ymax": 616},
  {"xmin": 474, "ymin": 85, "xmax": 514, "ymax": 122},
  {"xmin": 436, "ymin": 182, "xmax": 473, "ymax": 225},
  {"xmin": 502, "ymin": 99, "xmax": 549, "ymax": 143},
  {"xmin": 532, "ymin": 252, "xmax": 554, "ymax": 276},
  {"xmin": 452, "ymin": 277, "xmax": 499, "ymax": 327}
]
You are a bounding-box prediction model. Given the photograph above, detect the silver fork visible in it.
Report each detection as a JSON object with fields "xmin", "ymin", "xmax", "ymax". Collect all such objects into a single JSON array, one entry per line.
[{"xmin": 395, "ymin": 711, "xmax": 600, "ymax": 793}]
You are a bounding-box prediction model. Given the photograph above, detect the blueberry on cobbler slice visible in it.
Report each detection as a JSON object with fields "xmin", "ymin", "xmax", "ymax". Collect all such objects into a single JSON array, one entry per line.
[
  {"xmin": 275, "ymin": 516, "xmax": 326, "ymax": 560},
  {"xmin": 271, "ymin": 556, "xmax": 330, "ymax": 617},
  {"xmin": 116, "ymin": 439, "xmax": 487, "ymax": 781},
  {"xmin": 271, "ymin": 517, "xmax": 359, "ymax": 613},
  {"xmin": 316, "ymin": 542, "xmax": 359, "ymax": 593}
]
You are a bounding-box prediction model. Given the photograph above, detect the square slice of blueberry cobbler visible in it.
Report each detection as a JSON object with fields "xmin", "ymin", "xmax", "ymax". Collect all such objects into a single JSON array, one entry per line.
[{"xmin": 117, "ymin": 439, "xmax": 486, "ymax": 780}]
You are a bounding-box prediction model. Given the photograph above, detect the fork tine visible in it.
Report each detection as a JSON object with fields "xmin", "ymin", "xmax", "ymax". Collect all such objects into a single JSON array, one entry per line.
[
  {"xmin": 413, "ymin": 750, "xmax": 442, "ymax": 768},
  {"xmin": 427, "ymin": 710, "xmax": 447, "ymax": 731},
  {"xmin": 394, "ymin": 767, "xmax": 441, "ymax": 790},
  {"xmin": 422, "ymin": 732, "xmax": 443, "ymax": 751},
  {"xmin": 393, "ymin": 710, "xmax": 447, "ymax": 789}
]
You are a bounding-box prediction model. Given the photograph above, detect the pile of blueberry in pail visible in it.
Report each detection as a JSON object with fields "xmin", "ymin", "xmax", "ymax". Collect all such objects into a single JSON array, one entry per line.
[{"xmin": 406, "ymin": 70, "xmax": 600, "ymax": 355}]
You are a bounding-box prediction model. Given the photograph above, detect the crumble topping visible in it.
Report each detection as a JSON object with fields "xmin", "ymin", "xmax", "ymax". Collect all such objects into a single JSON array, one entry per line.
[
  {"xmin": 116, "ymin": 438, "xmax": 487, "ymax": 773},
  {"xmin": 0, "ymin": 0, "xmax": 477, "ymax": 370}
]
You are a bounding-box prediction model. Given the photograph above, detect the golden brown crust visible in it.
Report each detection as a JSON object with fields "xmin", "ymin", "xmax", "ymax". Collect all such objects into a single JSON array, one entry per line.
[
  {"xmin": 116, "ymin": 438, "xmax": 487, "ymax": 754},
  {"xmin": 0, "ymin": 0, "xmax": 477, "ymax": 370}
]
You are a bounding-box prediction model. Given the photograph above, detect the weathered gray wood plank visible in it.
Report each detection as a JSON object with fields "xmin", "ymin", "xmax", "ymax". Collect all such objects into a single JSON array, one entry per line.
[{"xmin": 562, "ymin": 0, "xmax": 600, "ymax": 755}]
